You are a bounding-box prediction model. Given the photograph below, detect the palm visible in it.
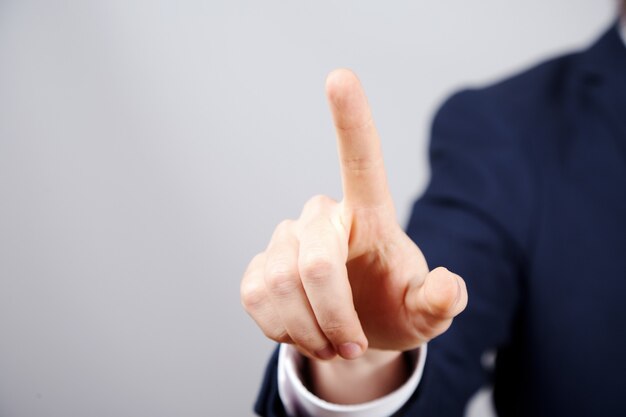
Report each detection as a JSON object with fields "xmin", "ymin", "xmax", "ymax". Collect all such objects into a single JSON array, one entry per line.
[{"xmin": 341, "ymin": 204, "xmax": 427, "ymax": 350}]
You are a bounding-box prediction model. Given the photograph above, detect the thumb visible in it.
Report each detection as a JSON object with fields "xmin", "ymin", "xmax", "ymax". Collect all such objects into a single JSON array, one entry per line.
[{"xmin": 404, "ymin": 267, "xmax": 468, "ymax": 342}]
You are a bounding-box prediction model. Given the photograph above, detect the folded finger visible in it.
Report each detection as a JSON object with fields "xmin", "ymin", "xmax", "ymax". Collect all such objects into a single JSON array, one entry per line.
[
  {"xmin": 264, "ymin": 221, "xmax": 336, "ymax": 360},
  {"xmin": 297, "ymin": 200, "xmax": 368, "ymax": 359},
  {"xmin": 241, "ymin": 253, "xmax": 293, "ymax": 344}
]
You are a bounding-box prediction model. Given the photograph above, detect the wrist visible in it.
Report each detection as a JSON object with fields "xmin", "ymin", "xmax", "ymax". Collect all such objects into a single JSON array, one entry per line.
[{"xmin": 308, "ymin": 348, "xmax": 411, "ymax": 404}]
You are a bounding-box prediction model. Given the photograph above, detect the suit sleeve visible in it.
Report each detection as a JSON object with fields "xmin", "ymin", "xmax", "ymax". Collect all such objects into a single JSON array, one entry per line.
[
  {"xmin": 401, "ymin": 89, "xmax": 535, "ymax": 415},
  {"xmin": 254, "ymin": 347, "xmax": 287, "ymax": 417},
  {"xmin": 253, "ymin": 89, "xmax": 535, "ymax": 416}
]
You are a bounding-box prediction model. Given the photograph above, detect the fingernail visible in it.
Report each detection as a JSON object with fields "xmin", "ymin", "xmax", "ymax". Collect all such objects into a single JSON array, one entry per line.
[
  {"xmin": 338, "ymin": 342, "xmax": 362, "ymax": 359},
  {"xmin": 315, "ymin": 346, "xmax": 336, "ymax": 360}
]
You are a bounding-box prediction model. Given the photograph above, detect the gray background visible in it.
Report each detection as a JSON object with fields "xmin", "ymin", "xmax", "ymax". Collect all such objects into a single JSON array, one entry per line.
[{"xmin": 0, "ymin": 1, "xmax": 616, "ymax": 416}]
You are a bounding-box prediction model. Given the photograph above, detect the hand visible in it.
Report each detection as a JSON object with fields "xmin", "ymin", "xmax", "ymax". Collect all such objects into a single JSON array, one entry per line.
[{"xmin": 241, "ymin": 69, "xmax": 467, "ymax": 362}]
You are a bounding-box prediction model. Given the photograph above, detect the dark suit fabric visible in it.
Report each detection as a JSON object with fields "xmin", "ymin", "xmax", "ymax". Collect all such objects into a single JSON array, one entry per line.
[{"xmin": 254, "ymin": 24, "xmax": 626, "ymax": 417}]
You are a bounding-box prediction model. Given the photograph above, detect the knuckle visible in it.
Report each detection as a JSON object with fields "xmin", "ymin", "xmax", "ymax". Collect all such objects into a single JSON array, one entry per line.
[
  {"xmin": 302, "ymin": 195, "xmax": 337, "ymax": 218},
  {"xmin": 240, "ymin": 280, "xmax": 266, "ymax": 312},
  {"xmin": 243, "ymin": 253, "xmax": 265, "ymax": 276},
  {"xmin": 275, "ymin": 219, "xmax": 295, "ymax": 233},
  {"xmin": 265, "ymin": 263, "xmax": 299, "ymax": 297},
  {"xmin": 306, "ymin": 194, "xmax": 333, "ymax": 209},
  {"xmin": 299, "ymin": 254, "xmax": 335, "ymax": 285}
]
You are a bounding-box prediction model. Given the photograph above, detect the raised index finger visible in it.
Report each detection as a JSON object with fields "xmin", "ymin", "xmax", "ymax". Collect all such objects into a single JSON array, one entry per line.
[{"xmin": 326, "ymin": 69, "xmax": 391, "ymax": 208}]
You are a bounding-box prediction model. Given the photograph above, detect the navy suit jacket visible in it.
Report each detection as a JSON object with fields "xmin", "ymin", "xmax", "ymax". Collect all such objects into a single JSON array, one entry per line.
[{"xmin": 254, "ymin": 24, "xmax": 626, "ymax": 417}]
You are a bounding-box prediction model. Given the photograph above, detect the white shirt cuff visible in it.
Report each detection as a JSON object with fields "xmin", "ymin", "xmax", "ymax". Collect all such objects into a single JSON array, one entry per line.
[{"xmin": 277, "ymin": 343, "xmax": 427, "ymax": 417}]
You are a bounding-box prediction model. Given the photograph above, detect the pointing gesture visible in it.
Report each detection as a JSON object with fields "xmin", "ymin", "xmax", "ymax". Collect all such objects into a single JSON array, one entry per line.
[{"xmin": 241, "ymin": 69, "xmax": 467, "ymax": 366}]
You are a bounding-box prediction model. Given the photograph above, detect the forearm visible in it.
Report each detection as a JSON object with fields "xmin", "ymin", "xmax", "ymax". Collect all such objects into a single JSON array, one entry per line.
[{"xmin": 308, "ymin": 349, "xmax": 409, "ymax": 404}]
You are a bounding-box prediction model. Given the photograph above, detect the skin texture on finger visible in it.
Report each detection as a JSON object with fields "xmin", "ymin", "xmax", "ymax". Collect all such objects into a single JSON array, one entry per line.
[
  {"xmin": 324, "ymin": 69, "xmax": 399, "ymax": 260},
  {"xmin": 263, "ymin": 221, "xmax": 336, "ymax": 360},
  {"xmin": 297, "ymin": 197, "xmax": 368, "ymax": 359},
  {"xmin": 241, "ymin": 253, "xmax": 293, "ymax": 344},
  {"xmin": 326, "ymin": 69, "xmax": 393, "ymax": 209}
]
